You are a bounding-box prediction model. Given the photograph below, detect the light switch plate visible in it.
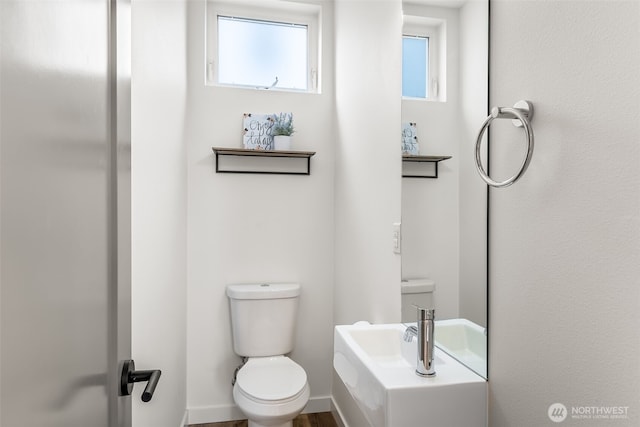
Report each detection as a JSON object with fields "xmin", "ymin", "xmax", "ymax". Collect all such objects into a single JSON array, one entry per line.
[{"xmin": 393, "ymin": 222, "xmax": 401, "ymax": 254}]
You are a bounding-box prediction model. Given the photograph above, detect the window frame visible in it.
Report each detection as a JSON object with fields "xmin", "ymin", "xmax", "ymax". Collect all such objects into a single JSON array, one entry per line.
[
  {"xmin": 402, "ymin": 34, "xmax": 430, "ymax": 99},
  {"xmin": 403, "ymin": 18, "xmax": 441, "ymax": 101},
  {"xmin": 206, "ymin": 1, "xmax": 321, "ymax": 93}
]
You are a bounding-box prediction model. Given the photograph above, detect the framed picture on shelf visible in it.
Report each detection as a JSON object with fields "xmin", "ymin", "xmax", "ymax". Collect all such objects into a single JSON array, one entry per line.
[
  {"xmin": 402, "ymin": 122, "xmax": 420, "ymax": 155},
  {"xmin": 242, "ymin": 113, "xmax": 275, "ymax": 150}
]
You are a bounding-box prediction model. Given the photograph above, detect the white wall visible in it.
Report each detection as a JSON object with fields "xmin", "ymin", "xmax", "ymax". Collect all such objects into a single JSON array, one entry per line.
[
  {"xmin": 489, "ymin": 1, "xmax": 640, "ymax": 426},
  {"xmin": 332, "ymin": 0, "xmax": 402, "ymax": 422},
  {"xmin": 131, "ymin": 1, "xmax": 188, "ymax": 425},
  {"xmin": 185, "ymin": 1, "xmax": 336, "ymax": 423},
  {"xmin": 401, "ymin": 3, "xmax": 461, "ymax": 321}
]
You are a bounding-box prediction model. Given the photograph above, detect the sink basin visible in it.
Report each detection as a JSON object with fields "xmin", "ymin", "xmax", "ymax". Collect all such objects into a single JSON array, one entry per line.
[
  {"xmin": 434, "ymin": 318, "xmax": 487, "ymax": 378},
  {"xmin": 334, "ymin": 323, "xmax": 487, "ymax": 427}
]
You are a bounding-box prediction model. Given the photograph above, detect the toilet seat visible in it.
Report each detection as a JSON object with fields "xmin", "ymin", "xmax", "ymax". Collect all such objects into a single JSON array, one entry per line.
[{"xmin": 235, "ymin": 356, "xmax": 308, "ymax": 403}]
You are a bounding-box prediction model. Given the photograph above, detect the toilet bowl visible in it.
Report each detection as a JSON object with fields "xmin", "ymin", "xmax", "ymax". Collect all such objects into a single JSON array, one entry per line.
[
  {"xmin": 227, "ymin": 283, "xmax": 310, "ymax": 427},
  {"xmin": 233, "ymin": 356, "xmax": 310, "ymax": 427}
]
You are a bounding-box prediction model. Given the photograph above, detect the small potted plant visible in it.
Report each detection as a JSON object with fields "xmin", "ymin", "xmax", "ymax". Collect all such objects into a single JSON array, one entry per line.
[{"xmin": 271, "ymin": 112, "xmax": 295, "ymax": 150}]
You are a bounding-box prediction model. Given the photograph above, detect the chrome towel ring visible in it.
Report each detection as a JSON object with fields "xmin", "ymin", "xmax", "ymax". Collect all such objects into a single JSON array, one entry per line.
[{"xmin": 475, "ymin": 100, "xmax": 534, "ymax": 188}]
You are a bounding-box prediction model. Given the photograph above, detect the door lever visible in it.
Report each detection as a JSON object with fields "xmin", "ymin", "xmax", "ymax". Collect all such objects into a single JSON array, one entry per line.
[{"xmin": 120, "ymin": 360, "xmax": 161, "ymax": 402}]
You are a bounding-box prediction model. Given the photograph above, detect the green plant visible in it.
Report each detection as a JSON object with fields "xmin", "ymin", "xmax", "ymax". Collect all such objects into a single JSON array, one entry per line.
[{"xmin": 272, "ymin": 112, "xmax": 295, "ymax": 136}]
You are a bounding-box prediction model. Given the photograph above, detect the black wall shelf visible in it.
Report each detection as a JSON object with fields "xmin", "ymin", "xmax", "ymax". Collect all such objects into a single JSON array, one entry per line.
[
  {"xmin": 212, "ymin": 147, "xmax": 316, "ymax": 175},
  {"xmin": 402, "ymin": 155, "xmax": 452, "ymax": 178}
]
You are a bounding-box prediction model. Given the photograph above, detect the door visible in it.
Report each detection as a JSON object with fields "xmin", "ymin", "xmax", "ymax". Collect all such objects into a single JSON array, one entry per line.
[{"xmin": 1, "ymin": 1, "xmax": 133, "ymax": 425}]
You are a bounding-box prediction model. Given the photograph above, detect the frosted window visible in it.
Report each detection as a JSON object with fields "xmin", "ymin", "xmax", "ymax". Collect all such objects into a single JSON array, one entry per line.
[
  {"xmin": 402, "ymin": 36, "xmax": 428, "ymax": 98},
  {"xmin": 217, "ymin": 16, "xmax": 308, "ymax": 90}
]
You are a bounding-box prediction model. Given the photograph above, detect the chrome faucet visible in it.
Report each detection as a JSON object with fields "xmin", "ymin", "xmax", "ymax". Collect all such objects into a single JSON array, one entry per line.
[{"xmin": 403, "ymin": 306, "xmax": 436, "ymax": 377}]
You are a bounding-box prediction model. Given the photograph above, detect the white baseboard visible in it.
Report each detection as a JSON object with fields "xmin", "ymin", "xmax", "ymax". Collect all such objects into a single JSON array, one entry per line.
[
  {"xmin": 303, "ymin": 396, "xmax": 332, "ymax": 414},
  {"xmin": 180, "ymin": 410, "xmax": 188, "ymax": 427},
  {"xmin": 187, "ymin": 404, "xmax": 244, "ymax": 425},
  {"xmin": 187, "ymin": 396, "xmax": 332, "ymax": 425},
  {"xmin": 330, "ymin": 396, "xmax": 348, "ymax": 427}
]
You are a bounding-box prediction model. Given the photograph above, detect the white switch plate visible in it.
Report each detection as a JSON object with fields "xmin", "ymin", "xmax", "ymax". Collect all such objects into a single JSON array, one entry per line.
[{"xmin": 393, "ymin": 222, "xmax": 401, "ymax": 254}]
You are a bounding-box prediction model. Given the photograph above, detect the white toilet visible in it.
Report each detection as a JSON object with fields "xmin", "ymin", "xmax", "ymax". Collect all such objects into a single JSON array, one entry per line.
[
  {"xmin": 226, "ymin": 283, "xmax": 310, "ymax": 427},
  {"xmin": 401, "ymin": 278, "xmax": 436, "ymax": 323}
]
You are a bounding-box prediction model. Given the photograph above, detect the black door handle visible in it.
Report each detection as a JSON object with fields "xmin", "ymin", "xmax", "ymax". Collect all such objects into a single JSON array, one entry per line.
[{"xmin": 120, "ymin": 360, "xmax": 161, "ymax": 402}]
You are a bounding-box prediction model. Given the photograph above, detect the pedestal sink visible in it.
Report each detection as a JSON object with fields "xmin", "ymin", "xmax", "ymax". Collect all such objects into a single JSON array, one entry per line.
[{"xmin": 334, "ymin": 323, "xmax": 487, "ymax": 427}]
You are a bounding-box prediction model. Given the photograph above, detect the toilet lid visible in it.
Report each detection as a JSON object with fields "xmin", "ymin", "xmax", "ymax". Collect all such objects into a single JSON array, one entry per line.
[{"xmin": 236, "ymin": 356, "xmax": 307, "ymax": 401}]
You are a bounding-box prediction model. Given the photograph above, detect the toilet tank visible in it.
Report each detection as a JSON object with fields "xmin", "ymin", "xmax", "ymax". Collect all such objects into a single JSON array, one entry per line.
[
  {"xmin": 226, "ymin": 283, "xmax": 300, "ymax": 357},
  {"xmin": 401, "ymin": 279, "xmax": 435, "ymax": 323}
]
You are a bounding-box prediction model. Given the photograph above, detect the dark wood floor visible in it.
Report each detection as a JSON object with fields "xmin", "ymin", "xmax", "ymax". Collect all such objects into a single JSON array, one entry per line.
[{"xmin": 190, "ymin": 412, "xmax": 338, "ymax": 427}]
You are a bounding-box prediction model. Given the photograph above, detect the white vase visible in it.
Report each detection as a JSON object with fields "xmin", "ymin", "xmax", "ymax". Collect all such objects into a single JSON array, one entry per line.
[{"xmin": 273, "ymin": 135, "xmax": 292, "ymax": 151}]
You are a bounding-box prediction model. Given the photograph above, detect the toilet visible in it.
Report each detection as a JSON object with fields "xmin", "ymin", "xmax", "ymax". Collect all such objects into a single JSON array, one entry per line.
[
  {"xmin": 401, "ymin": 278, "xmax": 436, "ymax": 323},
  {"xmin": 226, "ymin": 283, "xmax": 310, "ymax": 427}
]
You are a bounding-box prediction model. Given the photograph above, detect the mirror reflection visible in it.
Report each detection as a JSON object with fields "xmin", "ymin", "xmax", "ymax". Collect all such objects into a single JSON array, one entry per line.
[{"xmin": 400, "ymin": 0, "xmax": 488, "ymax": 378}]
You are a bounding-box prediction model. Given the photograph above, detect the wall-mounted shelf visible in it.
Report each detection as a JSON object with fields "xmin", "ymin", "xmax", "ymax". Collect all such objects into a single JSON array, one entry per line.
[
  {"xmin": 212, "ymin": 147, "xmax": 316, "ymax": 175},
  {"xmin": 402, "ymin": 155, "xmax": 452, "ymax": 178}
]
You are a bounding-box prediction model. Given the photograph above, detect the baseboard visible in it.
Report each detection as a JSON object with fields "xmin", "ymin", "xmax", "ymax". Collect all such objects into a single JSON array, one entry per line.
[
  {"xmin": 187, "ymin": 404, "xmax": 244, "ymax": 425},
  {"xmin": 187, "ymin": 396, "xmax": 332, "ymax": 425},
  {"xmin": 330, "ymin": 396, "xmax": 348, "ymax": 427},
  {"xmin": 180, "ymin": 410, "xmax": 189, "ymax": 427},
  {"xmin": 303, "ymin": 396, "xmax": 332, "ymax": 414}
]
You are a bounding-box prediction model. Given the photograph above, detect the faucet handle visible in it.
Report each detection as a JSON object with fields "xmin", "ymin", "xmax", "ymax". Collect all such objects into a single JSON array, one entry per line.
[{"xmin": 413, "ymin": 305, "xmax": 435, "ymax": 320}]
